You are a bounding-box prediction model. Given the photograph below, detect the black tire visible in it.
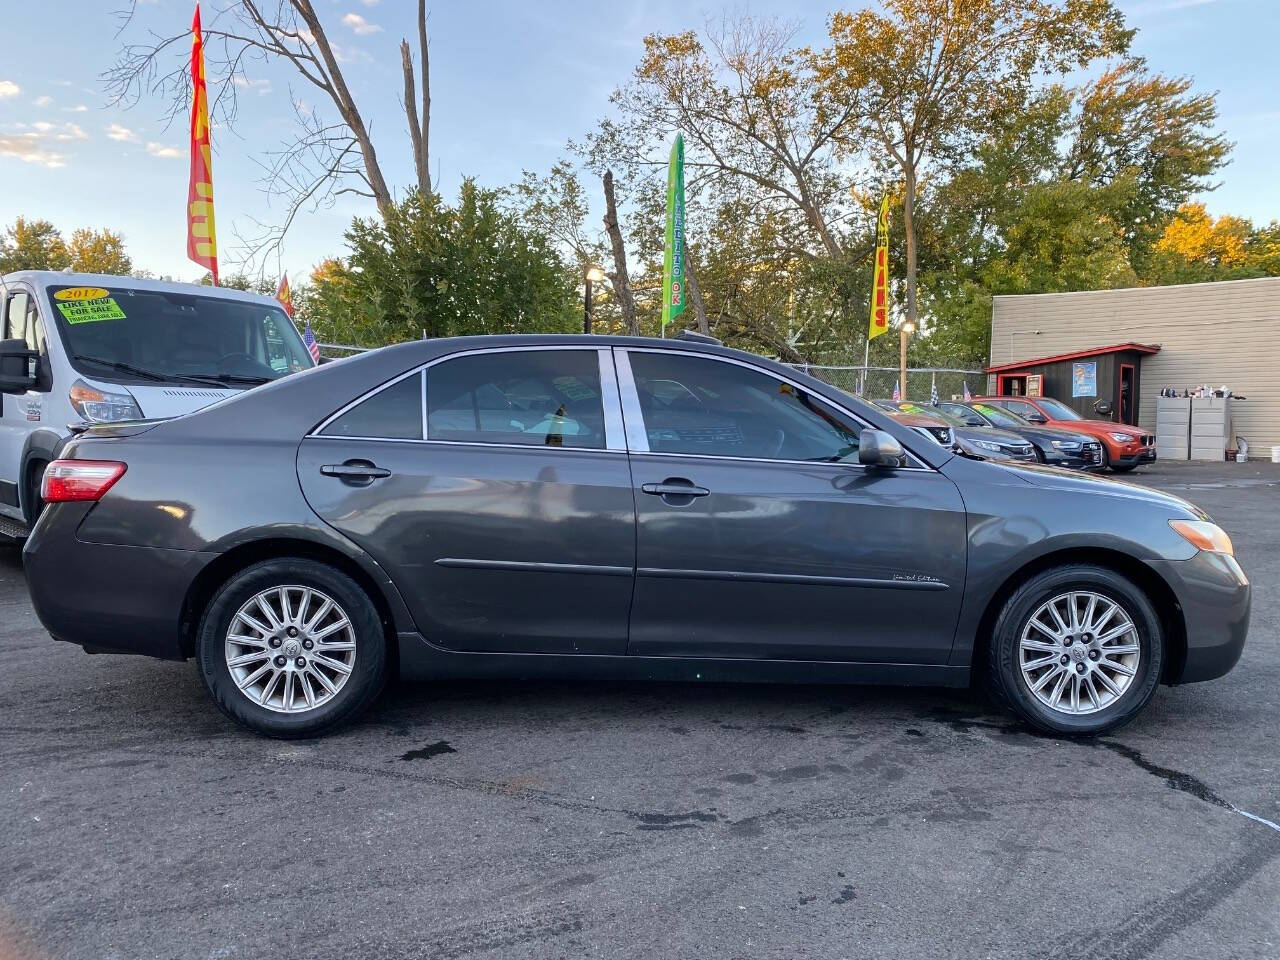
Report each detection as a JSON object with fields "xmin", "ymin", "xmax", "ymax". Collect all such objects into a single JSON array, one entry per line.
[
  {"xmin": 986, "ymin": 564, "xmax": 1163, "ymax": 736},
  {"xmin": 1110, "ymin": 463, "xmax": 1137, "ymax": 473},
  {"xmin": 196, "ymin": 558, "xmax": 387, "ymax": 738}
]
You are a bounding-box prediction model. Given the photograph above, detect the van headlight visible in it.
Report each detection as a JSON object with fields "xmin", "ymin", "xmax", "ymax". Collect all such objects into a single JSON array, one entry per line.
[{"xmin": 69, "ymin": 380, "xmax": 143, "ymax": 423}]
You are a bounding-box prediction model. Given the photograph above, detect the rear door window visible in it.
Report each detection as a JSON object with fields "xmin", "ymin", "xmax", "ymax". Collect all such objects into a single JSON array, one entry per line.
[{"xmin": 426, "ymin": 350, "xmax": 606, "ymax": 449}]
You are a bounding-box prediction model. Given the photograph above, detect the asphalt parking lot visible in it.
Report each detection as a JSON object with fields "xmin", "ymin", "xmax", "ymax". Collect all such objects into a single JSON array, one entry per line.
[{"xmin": 1, "ymin": 460, "xmax": 1277, "ymax": 960}]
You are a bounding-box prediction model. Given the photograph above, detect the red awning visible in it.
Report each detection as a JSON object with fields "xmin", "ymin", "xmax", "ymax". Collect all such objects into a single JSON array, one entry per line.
[{"xmin": 987, "ymin": 342, "xmax": 1160, "ymax": 374}]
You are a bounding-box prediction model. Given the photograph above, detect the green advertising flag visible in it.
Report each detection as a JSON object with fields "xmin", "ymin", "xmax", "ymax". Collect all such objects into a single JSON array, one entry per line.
[{"xmin": 662, "ymin": 133, "xmax": 686, "ymax": 331}]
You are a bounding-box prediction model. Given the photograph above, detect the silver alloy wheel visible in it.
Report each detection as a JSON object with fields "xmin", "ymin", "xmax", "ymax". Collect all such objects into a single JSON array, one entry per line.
[
  {"xmin": 224, "ymin": 585, "xmax": 357, "ymax": 714},
  {"xmin": 1018, "ymin": 590, "xmax": 1141, "ymax": 716}
]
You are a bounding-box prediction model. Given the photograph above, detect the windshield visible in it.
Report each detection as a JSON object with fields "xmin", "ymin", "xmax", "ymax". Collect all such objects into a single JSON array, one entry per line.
[
  {"xmin": 895, "ymin": 401, "xmax": 967, "ymax": 427},
  {"xmin": 1035, "ymin": 397, "xmax": 1082, "ymax": 420},
  {"xmin": 47, "ymin": 284, "xmax": 313, "ymax": 385},
  {"xmin": 969, "ymin": 402, "xmax": 1032, "ymax": 430}
]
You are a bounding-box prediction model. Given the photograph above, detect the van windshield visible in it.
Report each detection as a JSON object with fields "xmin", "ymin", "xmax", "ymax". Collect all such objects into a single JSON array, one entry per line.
[{"xmin": 46, "ymin": 284, "xmax": 313, "ymax": 385}]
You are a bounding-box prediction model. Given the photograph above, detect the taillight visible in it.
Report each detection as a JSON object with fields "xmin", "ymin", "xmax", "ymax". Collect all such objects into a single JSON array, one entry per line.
[{"xmin": 41, "ymin": 460, "xmax": 127, "ymax": 503}]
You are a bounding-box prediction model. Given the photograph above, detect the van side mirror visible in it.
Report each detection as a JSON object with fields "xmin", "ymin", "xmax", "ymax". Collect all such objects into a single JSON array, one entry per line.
[
  {"xmin": 0, "ymin": 339, "xmax": 37, "ymax": 394},
  {"xmin": 858, "ymin": 428, "xmax": 905, "ymax": 467}
]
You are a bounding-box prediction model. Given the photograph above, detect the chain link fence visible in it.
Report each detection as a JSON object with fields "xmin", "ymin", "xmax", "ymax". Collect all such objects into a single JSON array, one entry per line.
[
  {"xmin": 315, "ymin": 343, "xmax": 986, "ymax": 405},
  {"xmin": 787, "ymin": 365, "xmax": 985, "ymax": 403}
]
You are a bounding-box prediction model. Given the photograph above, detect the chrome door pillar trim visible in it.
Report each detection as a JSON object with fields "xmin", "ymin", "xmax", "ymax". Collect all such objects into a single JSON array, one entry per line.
[
  {"xmin": 598, "ymin": 348, "xmax": 626, "ymax": 452},
  {"xmin": 612, "ymin": 349, "xmax": 650, "ymax": 453}
]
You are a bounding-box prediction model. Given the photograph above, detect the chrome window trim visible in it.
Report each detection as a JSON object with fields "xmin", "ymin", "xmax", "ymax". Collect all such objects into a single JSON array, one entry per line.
[
  {"xmin": 311, "ymin": 344, "xmax": 624, "ymax": 452},
  {"xmin": 613, "ymin": 347, "xmax": 928, "ymax": 471},
  {"xmin": 302, "ymin": 435, "xmax": 629, "ymax": 454}
]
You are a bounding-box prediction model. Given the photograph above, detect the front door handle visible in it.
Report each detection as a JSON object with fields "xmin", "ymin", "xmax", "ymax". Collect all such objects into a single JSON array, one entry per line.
[
  {"xmin": 641, "ymin": 478, "xmax": 710, "ymax": 501},
  {"xmin": 320, "ymin": 460, "xmax": 392, "ymax": 484}
]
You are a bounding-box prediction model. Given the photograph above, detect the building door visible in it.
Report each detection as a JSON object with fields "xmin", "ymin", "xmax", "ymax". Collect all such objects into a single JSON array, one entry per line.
[
  {"xmin": 1119, "ymin": 364, "xmax": 1135, "ymax": 424},
  {"xmin": 997, "ymin": 374, "xmax": 1027, "ymax": 396}
]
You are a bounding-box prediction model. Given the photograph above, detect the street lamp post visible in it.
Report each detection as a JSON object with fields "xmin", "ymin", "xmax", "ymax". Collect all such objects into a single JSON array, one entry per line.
[{"xmin": 584, "ymin": 265, "xmax": 605, "ymax": 334}]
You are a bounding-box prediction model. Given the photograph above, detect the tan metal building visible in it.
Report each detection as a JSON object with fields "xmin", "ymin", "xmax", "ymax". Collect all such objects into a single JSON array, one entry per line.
[{"xmin": 989, "ymin": 277, "xmax": 1280, "ymax": 456}]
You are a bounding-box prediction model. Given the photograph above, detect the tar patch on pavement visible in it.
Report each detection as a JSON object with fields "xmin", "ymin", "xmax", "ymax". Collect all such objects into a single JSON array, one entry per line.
[{"xmin": 398, "ymin": 740, "xmax": 457, "ymax": 762}]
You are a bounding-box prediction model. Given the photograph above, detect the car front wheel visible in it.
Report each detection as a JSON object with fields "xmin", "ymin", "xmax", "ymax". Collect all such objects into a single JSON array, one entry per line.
[
  {"xmin": 196, "ymin": 558, "xmax": 387, "ymax": 738},
  {"xmin": 987, "ymin": 564, "xmax": 1163, "ymax": 735}
]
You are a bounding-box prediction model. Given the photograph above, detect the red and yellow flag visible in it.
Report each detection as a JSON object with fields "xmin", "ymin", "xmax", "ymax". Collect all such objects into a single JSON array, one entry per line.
[
  {"xmin": 187, "ymin": 2, "xmax": 218, "ymax": 284},
  {"xmin": 868, "ymin": 195, "xmax": 890, "ymax": 341},
  {"xmin": 275, "ymin": 273, "xmax": 294, "ymax": 317}
]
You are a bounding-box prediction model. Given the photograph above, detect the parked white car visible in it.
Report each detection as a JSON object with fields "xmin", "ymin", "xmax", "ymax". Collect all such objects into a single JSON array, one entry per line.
[{"xmin": 0, "ymin": 271, "xmax": 316, "ymax": 537}]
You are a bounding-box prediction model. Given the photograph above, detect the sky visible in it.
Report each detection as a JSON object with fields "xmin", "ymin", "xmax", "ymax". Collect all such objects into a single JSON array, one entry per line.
[{"xmin": 0, "ymin": 0, "xmax": 1276, "ymax": 284}]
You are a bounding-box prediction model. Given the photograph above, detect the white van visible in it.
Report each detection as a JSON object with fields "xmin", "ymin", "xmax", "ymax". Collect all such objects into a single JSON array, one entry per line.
[{"xmin": 0, "ymin": 271, "xmax": 317, "ymax": 537}]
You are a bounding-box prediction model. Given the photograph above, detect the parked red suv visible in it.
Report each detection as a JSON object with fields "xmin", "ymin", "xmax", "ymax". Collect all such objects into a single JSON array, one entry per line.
[{"xmin": 974, "ymin": 396, "xmax": 1156, "ymax": 472}]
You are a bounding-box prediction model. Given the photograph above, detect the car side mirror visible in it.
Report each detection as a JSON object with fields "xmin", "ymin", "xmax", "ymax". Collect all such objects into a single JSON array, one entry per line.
[
  {"xmin": 858, "ymin": 428, "xmax": 905, "ymax": 468},
  {"xmin": 0, "ymin": 339, "xmax": 37, "ymax": 394},
  {"xmin": 1026, "ymin": 413, "xmax": 1048, "ymax": 423}
]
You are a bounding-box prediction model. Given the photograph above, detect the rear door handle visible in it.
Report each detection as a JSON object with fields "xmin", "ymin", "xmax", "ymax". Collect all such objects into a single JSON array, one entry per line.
[
  {"xmin": 320, "ymin": 461, "xmax": 392, "ymax": 484},
  {"xmin": 641, "ymin": 479, "xmax": 710, "ymax": 499}
]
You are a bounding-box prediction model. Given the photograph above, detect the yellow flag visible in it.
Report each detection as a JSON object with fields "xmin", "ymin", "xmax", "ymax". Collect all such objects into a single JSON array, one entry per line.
[{"xmin": 868, "ymin": 196, "xmax": 890, "ymax": 341}]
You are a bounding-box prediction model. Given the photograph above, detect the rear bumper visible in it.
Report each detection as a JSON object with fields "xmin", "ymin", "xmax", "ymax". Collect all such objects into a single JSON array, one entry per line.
[
  {"xmin": 1149, "ymin": 551, "xmax": 1250, "ymax": 684},
  {"xmin": 23, "ymin": 504, "xmax": 209, "ymax": 659}
]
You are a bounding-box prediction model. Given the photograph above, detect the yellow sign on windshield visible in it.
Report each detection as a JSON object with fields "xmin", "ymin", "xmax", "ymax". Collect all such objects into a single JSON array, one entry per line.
[{"xmin": 53, "ymin": 287, "xmax": 111, "ymax": 302}]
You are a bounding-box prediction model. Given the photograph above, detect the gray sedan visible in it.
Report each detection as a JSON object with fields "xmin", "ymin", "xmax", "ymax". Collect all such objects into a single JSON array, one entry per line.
[{"xmin": 20, "ymin": 335, "xmax": 1250, "ymax": 738}]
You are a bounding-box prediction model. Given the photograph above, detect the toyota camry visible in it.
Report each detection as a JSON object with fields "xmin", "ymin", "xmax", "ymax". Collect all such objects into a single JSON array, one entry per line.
[{"xmin": 23, "ymin": 334, "xmax": 1250, "ymax": 738}]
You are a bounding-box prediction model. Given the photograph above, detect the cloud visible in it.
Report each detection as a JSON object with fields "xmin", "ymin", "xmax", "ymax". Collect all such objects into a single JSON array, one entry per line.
[
  {"xmin": 56, "ymin": 123, "xmax": 88, "ymax": 141},
  {"xmin": 107, "ymin": 123, "xmax": 138, "ymax": 142},
  {"xmin": 341, "ymin": 12, "xmax": 382, "ymax": 34},
  {"xmin": 147, "ymin": 142, "xmax": 182, "ymax": 159},
  {"xmin": 34, "ymin": 95, "xmax": 52, "ymax": 107},
  {"xmin": 360, "ymin": 0, "xmax": 380, "ymax": 5},
  {"xmin": 232, "ymin": 76, "xmax": 272, "ymax": 96},
  {"xmin": 0, "ymin": 81, "xmax": 19, "ymax": 98},
  {"xmin": 64, "ymin": 104, "xmax": 89, "ymax": 113},
  {"xmin": 0, "ymin": 133, "xmax": 66, "ymax": 168}
]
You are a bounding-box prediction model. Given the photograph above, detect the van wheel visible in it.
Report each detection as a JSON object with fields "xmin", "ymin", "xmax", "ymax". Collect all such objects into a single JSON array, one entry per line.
[
  {"xmin": 196, "ymin": 558, "xmax": 387, "ymax": 738},
  {"xmin": 986, "ymin": 564, "xmax": 1163, "ymax": 735}
]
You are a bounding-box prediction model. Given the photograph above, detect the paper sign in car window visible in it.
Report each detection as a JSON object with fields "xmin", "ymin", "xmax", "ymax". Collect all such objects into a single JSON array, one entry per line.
[
  {"xmin": 56, "ymin": 296, "xmax": 127, "ymax": 325},
  {"xmin": 53, "ymin": 286, "xmax": 111, "ymax": 302}
]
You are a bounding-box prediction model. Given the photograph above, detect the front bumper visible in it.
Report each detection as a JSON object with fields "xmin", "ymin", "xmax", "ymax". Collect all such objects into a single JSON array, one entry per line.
[
  {"xmin": 1149, "ymin": 550, "xmax": 1250, "ymax": 684},
  {"xmin": 1112, "ymin": 443, "xmax": 1157, "ymax": 467},
  {"xmin": 23, "ymin": 503, "xmax": 210, "ymax": 659}
]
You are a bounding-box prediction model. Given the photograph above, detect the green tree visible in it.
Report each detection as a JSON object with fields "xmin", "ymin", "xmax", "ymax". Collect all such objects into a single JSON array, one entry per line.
[
  {"xmin": 310, "ymin": 183, "xmax": 576, "ymax": 346},
  {"xmin": 819, "ymin": 0, "xmax": 1131, "ymax": 339},
  {"xmin": 0, "ymin": 217, "xmax": 71, "ymax": 272},
  {"xmin": 67, "ymin": 227, "xmax": 133, "ymax": 275}
]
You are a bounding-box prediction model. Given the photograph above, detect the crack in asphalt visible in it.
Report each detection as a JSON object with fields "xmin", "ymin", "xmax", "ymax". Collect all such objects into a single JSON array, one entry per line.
[{"xmin": 938, "ymin": 713, "xmax": 1280, "ymax": 834}]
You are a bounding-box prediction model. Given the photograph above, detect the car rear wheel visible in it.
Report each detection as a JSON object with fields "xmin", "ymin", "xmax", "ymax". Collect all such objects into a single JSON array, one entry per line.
[
  {"xmin": 196, "ymin": 558, "xmax": 387, "ymax": 738},
  {"xmin": 986, "ymin": 564, "xmax": 1163, "ymax": 735}
]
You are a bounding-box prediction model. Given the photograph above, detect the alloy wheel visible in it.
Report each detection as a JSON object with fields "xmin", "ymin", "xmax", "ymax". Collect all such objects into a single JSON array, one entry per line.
[
  {"xmin": 224, "ymin": 585, "xmax": 357, "ymax": 714},
  {"xmin": 1018, "ymin": 590, "xmax": 1141, "ymax": 716}
]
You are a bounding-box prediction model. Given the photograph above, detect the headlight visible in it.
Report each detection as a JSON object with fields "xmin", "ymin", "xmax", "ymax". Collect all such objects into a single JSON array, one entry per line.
[
  {"xmin": 973, "ymin": 439, "xmax": 1002, "ymax": 452},
  {"xmin": 1051, "ymin": 440, "xmax": 1082, "ymax": 450},
  {"xmin": 1109, "ymin": 432, "xmax": 1135, "ymax": 442},
  {"xmin": 69, "ymin": 379, "xmax": 143, "ymax": 423},
  {"xmin": 1169, "ymin": 519, "xmax": 1234, "ymax": 556}
]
